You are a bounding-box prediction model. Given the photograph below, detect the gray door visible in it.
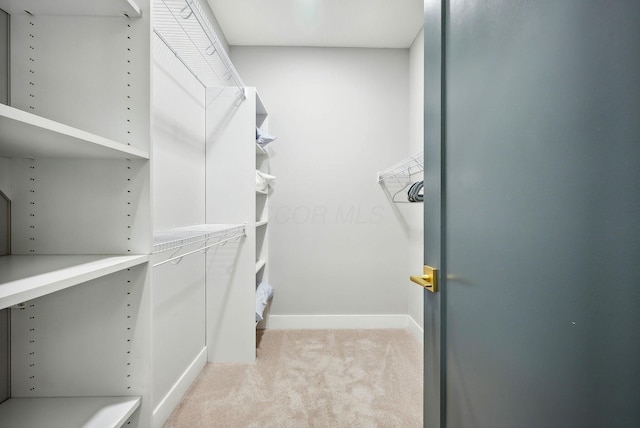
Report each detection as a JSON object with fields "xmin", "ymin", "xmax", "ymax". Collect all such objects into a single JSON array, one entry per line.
[{"xmin": 424, "ymin": 1, "xmax": 640, "ymax": 427}]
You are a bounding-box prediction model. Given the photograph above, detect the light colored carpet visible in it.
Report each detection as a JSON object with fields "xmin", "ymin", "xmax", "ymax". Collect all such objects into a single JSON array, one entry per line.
[{"xmin": 164, "ymin": 329, "xmax": 423, "ymax": 428}]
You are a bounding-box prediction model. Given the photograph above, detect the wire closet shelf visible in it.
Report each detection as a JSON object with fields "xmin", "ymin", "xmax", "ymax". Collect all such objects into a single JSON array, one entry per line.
[
  {"xmin": 152, "ymin": 224, "xmax": 246, "ymax": 267},
  {"xmin": 153, "ymin": 0, "xmax": 246, "ymax": 92},
  {"xmin": 378, "ymin": 151, "xmax": 424, "ymax": 203}
]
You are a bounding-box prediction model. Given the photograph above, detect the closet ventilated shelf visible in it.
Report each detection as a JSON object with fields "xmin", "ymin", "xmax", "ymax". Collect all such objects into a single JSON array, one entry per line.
[
  {"xmin": 378, "ymin": 151, "xmax": 424, "ymax": 203},
  {"xmin": 0, "ymin": 254, "xmax": 149, "ymax": 311},
  {"xmin": 378, "ymin": 151, "xmax": 424, "ymax": 184},
  {"xmin": 0, "ymin": 0, "xmax": 141, "ymax": 17},
  {"xmin": 0, "ymin": 396, "xmax": 141, "ymax": 428},
  {"xmin": 153, "ymin": 224, "xmax": 246, "ymax": 267},
  {"xmin": 153, "ymin": 224, "xmax": 246, "ymax": 253},
  {"xmin": 0, "ymin": 104, "xmax": 149, "ymax": 159},
  {"xmin": 153, "ymin": 0, "xmax": 245, "ymax": 89}
]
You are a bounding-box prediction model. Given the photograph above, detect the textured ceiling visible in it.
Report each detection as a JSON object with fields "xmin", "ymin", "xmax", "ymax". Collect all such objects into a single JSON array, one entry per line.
[{"xmin": 206, "ymin": 0, "xmax": 424, "ymax": 48}]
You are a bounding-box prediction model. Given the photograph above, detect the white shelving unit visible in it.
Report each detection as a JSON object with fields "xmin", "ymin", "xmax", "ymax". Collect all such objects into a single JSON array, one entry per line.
[
  {"xmin": 1, "ymin": 0, "xmax": 274, "ymax": 425},
  {"xmin": 0, "ymin": 104, "xmax": 149, "ymax": 159},
  {"xmin": 0, "ymin": 255, "xmax": 148, "ymax": 310},
  {"xmin": 0, "ymin": 396, "xmax": 141, "ymax": 428},
  {"xmin": 0, "ymin": 0, "xmax": 151, "ymax": 426},
  {"xmin": 255, "ymin": 92, "xmax": 271, "ymax": 330}
]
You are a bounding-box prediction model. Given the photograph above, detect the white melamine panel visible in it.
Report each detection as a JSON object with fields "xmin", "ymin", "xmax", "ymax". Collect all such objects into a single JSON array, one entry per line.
[
  {"xmin": 11, "ymin": 264, "xmax": 150, "ymax": 398},
  {"xmin": 151, "ymin": 252, "xmax": 205, "ymax": 409},
  {"xmin": 205, "ymin": 236, "xmax": 255, "ymax": 362},
  {"xmin": 0, "ymin": 104, "xmax": 149, "ymax": 159},
  {"xmin": 0, "ymin": 0, "xmax": 141, "ymax": 17},
  {"xmin": 9, "ymin": 13, "xmax": 150, "ymax": 151},
  {"xmin": 205, "ymin": 86, "xmax": 255, "ymax": 361},
  {"xmin": 152, "ymin": 34, "xmax": 205, "ymax": 230},
  {"xmin": 0, "ymin": 254, "xmax": 148, "ymax": 310},
  {"xmin": 205, "ymin": 87, "xmax": 255, "ymax": 223},
  {"xmin": 10, "ymin": 158, "xmax": 150, "ymax": 254},
  {"xmin": 0, "ymin": 396, "xmax": 141, "ymax": 428}
]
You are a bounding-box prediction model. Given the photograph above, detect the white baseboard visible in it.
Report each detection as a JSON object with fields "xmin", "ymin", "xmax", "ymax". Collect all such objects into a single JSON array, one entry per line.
[
  {"xmin": 264, "ymin": 314, "xmax": 416, "ymax": 330},
  {"xmin": 152, "ymin": 347, "xmax": 207, "ymax": 428},
  {"xmin": 407, "ymin": 315, "xmax": 424, "ymax": 344}
]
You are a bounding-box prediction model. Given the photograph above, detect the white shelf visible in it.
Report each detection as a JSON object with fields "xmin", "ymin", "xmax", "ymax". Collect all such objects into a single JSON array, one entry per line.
[
  {"xmin": 378, "ymin": 151, "xmax": 424, "ymax": 183},
  {"xmin": 0, "ymin": 104, "xmax": 149, "ymax": 160},
  {"xmin": 256, "ymin": 220, "xmax": 268, "ymax": 228},
  {"xmin": 256, "ymin": 260, "xmax": 266, "ymax": 273},
  {"xmin": 256, "ymin": 143, "xmax": 267, "ymax": 156},
  {"xmin": 153, "ymin": 0, "xmax": 244, "ymax": 89},
  {"xmin": 256, "ymin": 188, "xmax": 268, "ymax": 195},
  {"xmin": 0, "ymin": 0, "xmax": 141, "ymax": 17},
  {"xmin": 153, "ymin": 224, "xmax": 246, "ymax": 254},
  {"xmin": 256, "ymin": 92, "xmax": 267, "ymax": 116},
  {"xmin": 0, "ymin": 396, "xmax": 141, "ymax": 428},
  {"xmin": 0, "ymin": 254, "xmax": 149, "ymax": 310}
]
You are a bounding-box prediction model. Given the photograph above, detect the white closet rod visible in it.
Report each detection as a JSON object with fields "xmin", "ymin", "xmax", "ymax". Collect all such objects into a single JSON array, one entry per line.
[{"xmin": 182, "ymin": 0, "xmax": 246, "ymax": 96}]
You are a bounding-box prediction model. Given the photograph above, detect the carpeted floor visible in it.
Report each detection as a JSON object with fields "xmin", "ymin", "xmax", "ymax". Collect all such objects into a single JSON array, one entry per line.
[{"xmin": 164, "ymin": 329, "xmax": 423, "ymax": 428}]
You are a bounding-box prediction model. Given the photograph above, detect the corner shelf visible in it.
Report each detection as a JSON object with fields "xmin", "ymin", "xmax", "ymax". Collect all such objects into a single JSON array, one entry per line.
[
  {"xmin": 0, "ymin": 0, "xmax": 142, "ymax": 17},
  {"xmin": 0, "ymin": 396, "xmax": 141, "ymax": 428},
  {"xmin": 0, "ymin": 104, "xmax": 149, "ymax": 160},
  {"xmin": 0, "ymin": 255, "xmax": 149, "ymax": 310}
]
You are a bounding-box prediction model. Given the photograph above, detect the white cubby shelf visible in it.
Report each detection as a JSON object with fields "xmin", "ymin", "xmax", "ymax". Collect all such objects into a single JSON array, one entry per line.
[
  {"xmin": 0, "ymin": 104, "xmax": 149, "ymax": 160},
  {"xmin": 0, "ymin": 396, "xmax": 141, "ymax": 428},
  {"xmin": 0, "ymin": 0, "xmax": 141, "ymax": 17},
  {"xmin": 0, "ymin": 254, "xmax": 149, "ymax": 310}
]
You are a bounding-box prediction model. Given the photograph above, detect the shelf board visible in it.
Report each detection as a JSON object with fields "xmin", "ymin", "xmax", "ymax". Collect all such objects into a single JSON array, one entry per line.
[
  {"xmin": 0, "ymin": 396, "xmax": 141, "ymax": 428},
  {"xmin": 255, "ymin": 143, "xmax": 267, "ymax": 156},
  {"xmin": 256, "ymin": 220, "xmax": 268, "ymax": 228},
  {"xmin": 255, "ymin": 260, "xmax": 266, "ymax": 273},
  {"xmin": 256, "ymin": 188, "xmax": 268, "ymax": 195},
  {"xmin": 0, "ymin": 0, "xmax": 141, "ymax": 17},
  {"xmin": 0, "ymin": 254, "xmax": 149, "ymax": 310},
  {"xmin": 0, "ymin": 104, "xmax": 149, "ymax": 159}
]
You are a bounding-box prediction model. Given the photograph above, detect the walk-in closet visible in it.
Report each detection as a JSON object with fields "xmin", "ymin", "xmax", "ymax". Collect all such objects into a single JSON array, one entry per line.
[{"xmin": 0, "ymin": 0, "xmax": 426, "ymax": 426}]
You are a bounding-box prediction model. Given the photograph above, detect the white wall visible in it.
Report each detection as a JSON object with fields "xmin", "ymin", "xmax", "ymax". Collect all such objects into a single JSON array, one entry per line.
[
  {"xmin": 231, "ymin": 47, "xmax": 411, "ymax": 322},
  {"xmin": 408, "ymin": 27, "xmax": 425, "ymax": 334}
]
